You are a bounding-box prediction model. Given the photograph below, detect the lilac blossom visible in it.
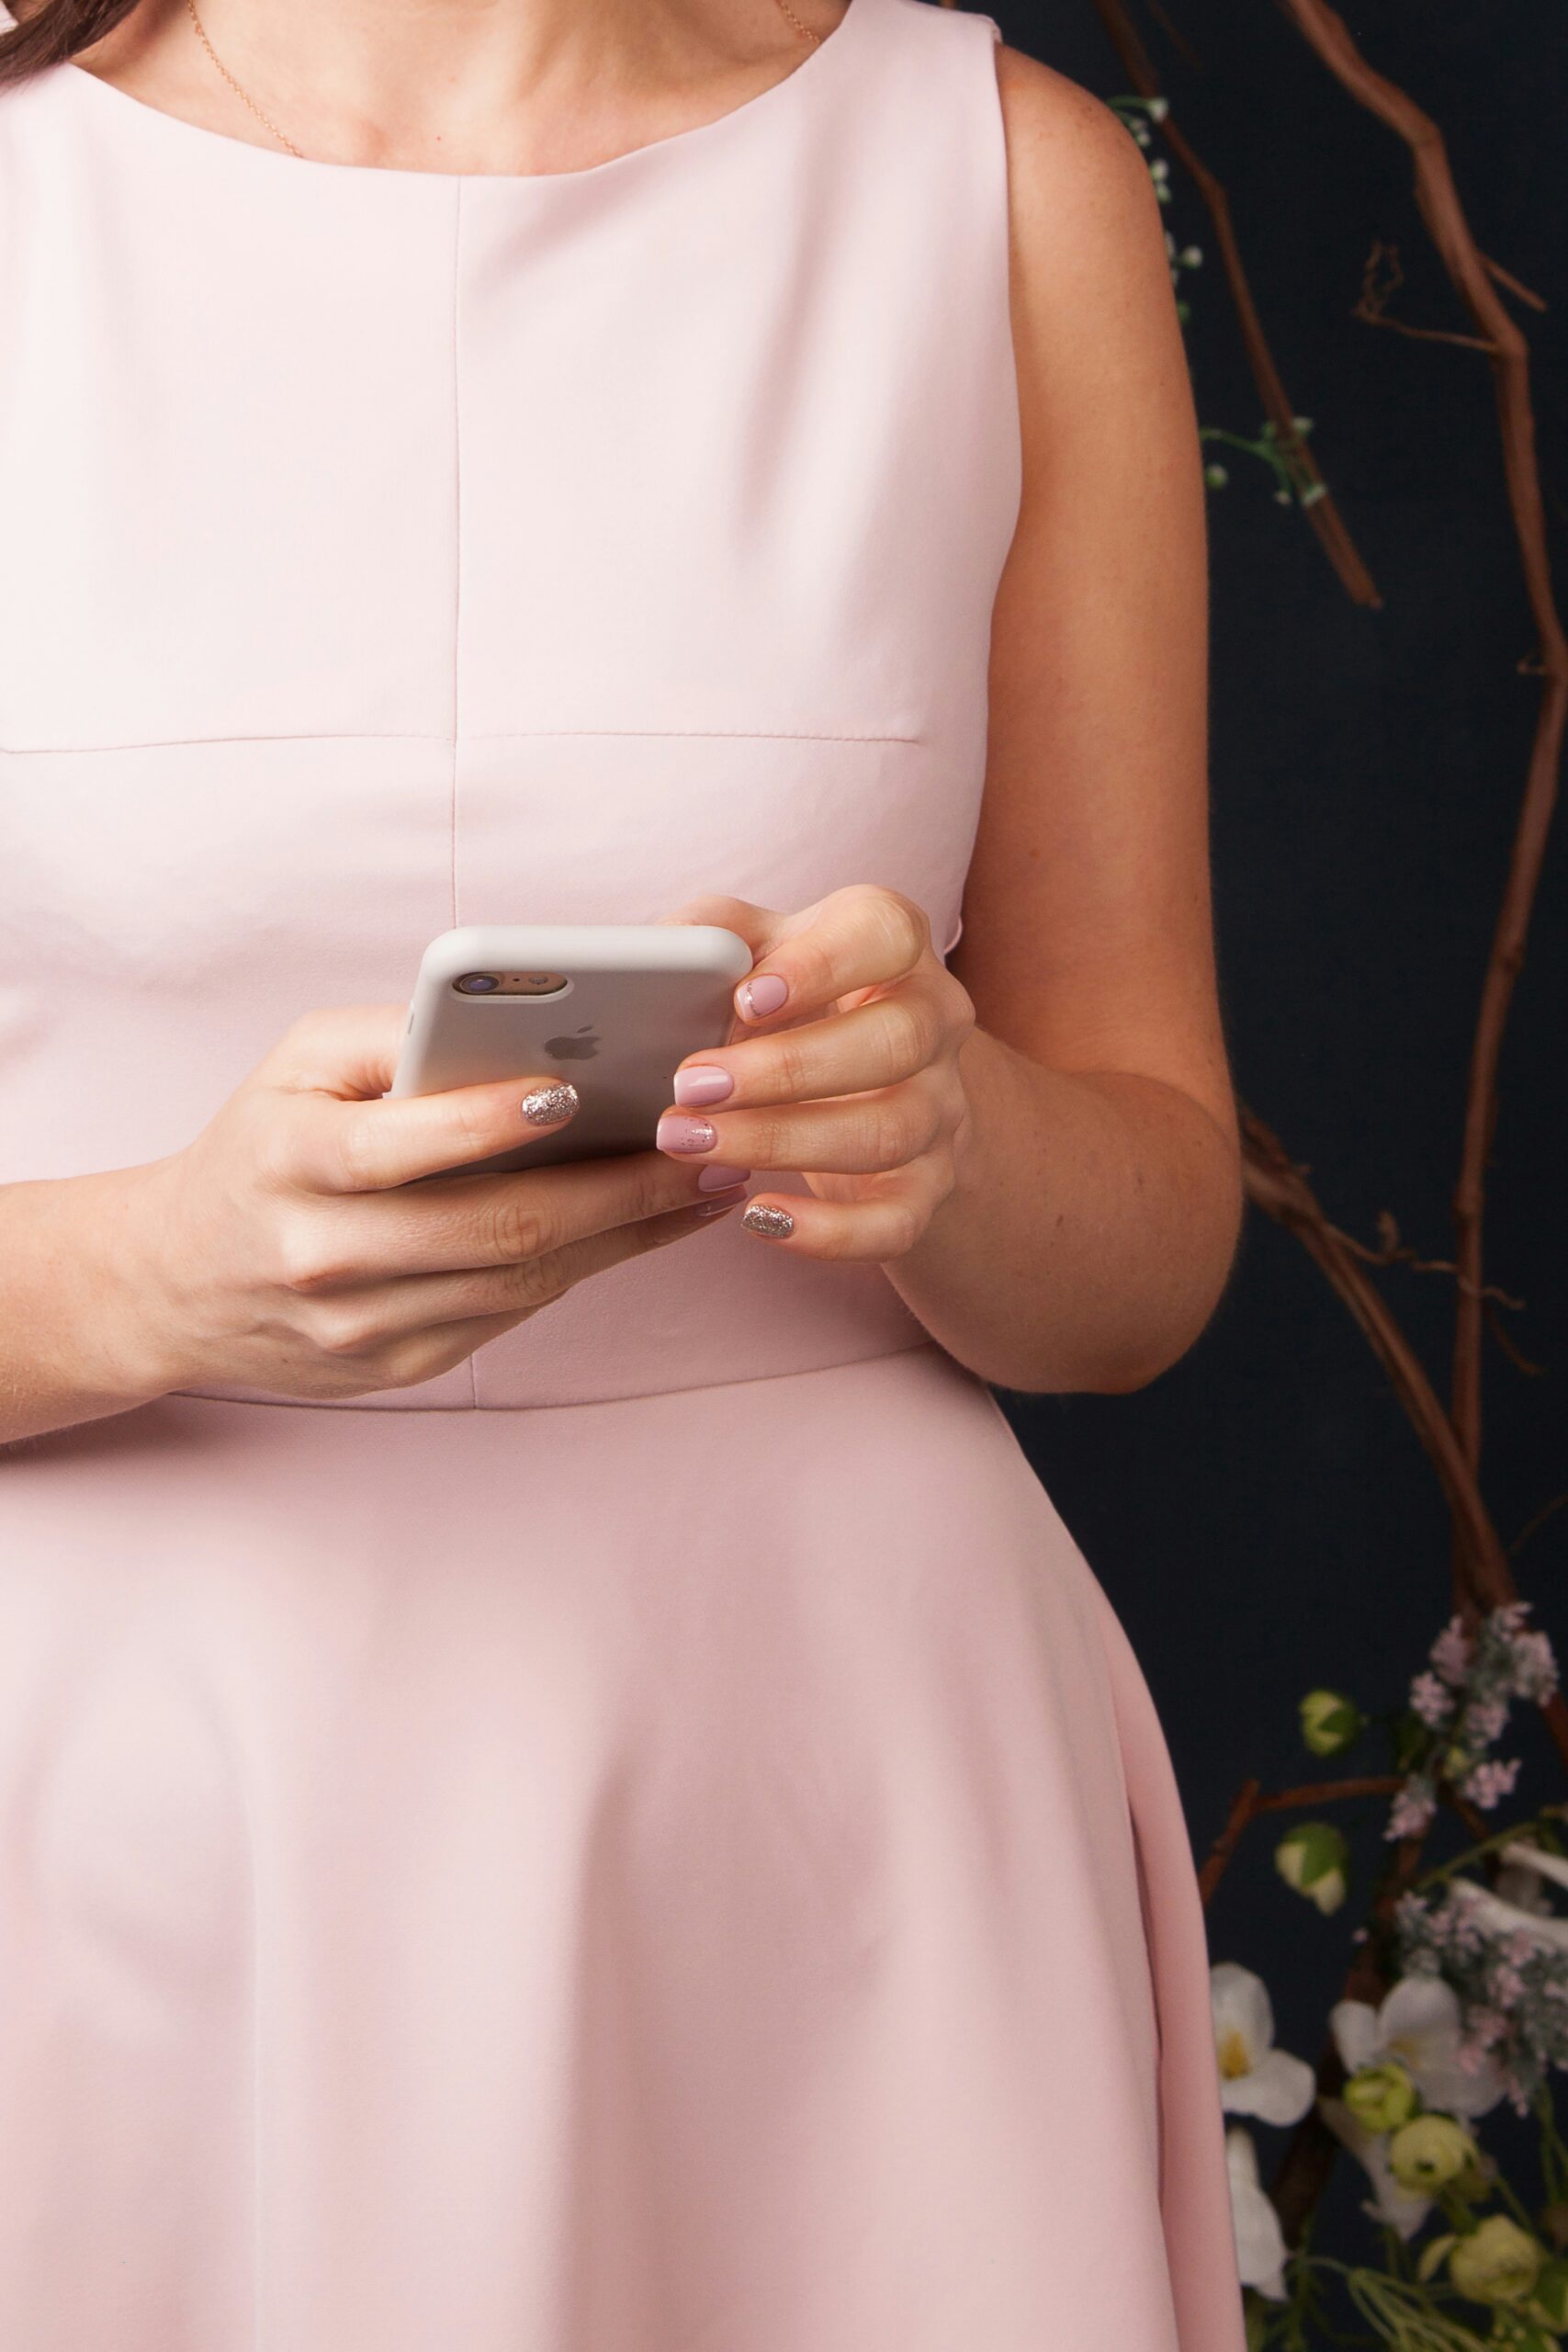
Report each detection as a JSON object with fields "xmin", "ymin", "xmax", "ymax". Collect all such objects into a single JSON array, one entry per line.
[
  {"xmin": 1385, "ymin": 1778, "xmax": 1438, "ymax": 1841},
  {"xmin": 1461, "ymin": 1757, "xmax": 1521, "ymax": 1811},
  {"xmin": 1396, "ymin": 1884, "xmax": 1568, "ymax": 2113},
  {"xmin": 1410, "ymin": 1672, "xmax": 1453, "ymax": 1729}
]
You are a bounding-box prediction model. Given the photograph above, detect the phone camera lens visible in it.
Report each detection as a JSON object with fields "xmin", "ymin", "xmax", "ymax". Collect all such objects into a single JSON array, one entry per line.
[{"xmin": 456, "ymin": 972, "xmax": 500, "ymax": 994}]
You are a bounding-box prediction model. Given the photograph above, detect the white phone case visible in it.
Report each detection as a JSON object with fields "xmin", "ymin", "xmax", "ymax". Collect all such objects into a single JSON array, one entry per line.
[{"xmin": 388, "ymin": 923, "xmax": 754, "ymax": 1176}]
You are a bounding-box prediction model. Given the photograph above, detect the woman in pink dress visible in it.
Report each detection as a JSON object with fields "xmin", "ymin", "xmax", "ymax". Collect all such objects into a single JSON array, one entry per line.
[{"xmin": 0, "ymin": 0, "xmax": 1246, "ymax": 2342}]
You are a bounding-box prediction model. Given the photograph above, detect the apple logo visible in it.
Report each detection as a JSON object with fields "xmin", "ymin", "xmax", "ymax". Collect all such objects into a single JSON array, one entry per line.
[{"xmin": 546, "ymin": 1023, "xmax": 601, "ymax": 1061}]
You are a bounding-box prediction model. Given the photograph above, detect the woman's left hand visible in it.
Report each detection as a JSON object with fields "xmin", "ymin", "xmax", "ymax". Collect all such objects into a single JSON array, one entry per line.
[{"xmin": 656, "ymin": 886, "xmax": 976, "ymax": 1260}]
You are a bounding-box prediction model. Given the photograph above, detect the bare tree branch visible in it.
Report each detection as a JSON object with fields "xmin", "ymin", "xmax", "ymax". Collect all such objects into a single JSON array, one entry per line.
[
  {"xmin": 1090, "ymin": 0, "xmax": 1382, "ymax": 606},
  {"xmin": 1273, "ymin": 0, "xmax": 1568, "ymax": 1530}
]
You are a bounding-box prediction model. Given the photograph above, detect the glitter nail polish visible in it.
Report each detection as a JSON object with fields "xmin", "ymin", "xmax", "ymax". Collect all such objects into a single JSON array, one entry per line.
[
  {"xmin": 657, "ymin": 1113, "xmax": 717, "ymax": 1156},
  {"xmin": 741, "ymin": 1203, "xmax": 795, "ymax": 1239},
  {"xmin": 521, "ymin": 1080, "xmax": 579, "ymax": 1126}
]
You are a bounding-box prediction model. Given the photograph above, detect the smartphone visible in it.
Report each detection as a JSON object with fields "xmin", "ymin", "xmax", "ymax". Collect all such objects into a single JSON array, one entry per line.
[{"xmin": 388, "ymin": 922, "xmax": 754, "ymax": 1176}]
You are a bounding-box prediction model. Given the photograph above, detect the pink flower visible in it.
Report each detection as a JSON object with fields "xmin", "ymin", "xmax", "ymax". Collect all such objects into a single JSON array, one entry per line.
[
  {"xmin": 1461, "ymin": 1697, "xmax": 1508, "ymax": 1747},
  {"xmin": 1508, "ymin": 1627, "xmax": 1558, "ymax": 1704},
  {"xmin": 1387, "ymin": 1781, "xmax": 1438, "ymax": 1840},
  {"xmin": 1411, "ymin": 1672, "xmax": 1454, "ymax": 1728},
  {"xmin": 1431, "ymin": 1617, "xmax": 1472, "ymax": 1688},
  {"xmin": 1461, "ymin": 1757, "xmax": 1521, "ymax": 1811},
  {"xmin": 1463, "ymin": 2008, "xmax": 1508, "ymax": 2052}
]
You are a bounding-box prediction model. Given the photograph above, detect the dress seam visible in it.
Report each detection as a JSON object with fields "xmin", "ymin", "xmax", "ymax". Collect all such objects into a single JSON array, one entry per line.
[
  {"xmin": 0, "ymin": 725, "xmax": 926, "ymax": 752},
  {"xmin": 448, "ymin": 181, "xmax": 478, "ymax": 1409},
  {"xmin": 167, "ymin": 1335, "xmax": 943, "ymax": 1418}
]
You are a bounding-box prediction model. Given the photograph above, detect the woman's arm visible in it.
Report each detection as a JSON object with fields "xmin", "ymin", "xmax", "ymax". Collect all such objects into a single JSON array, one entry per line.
[
  {"xmin": 886, "ymin": 50, "xmax": 1240, "ymax": 1391},
  {"xmin": 659, "ymin": 56, "xmax": 1241, "ymax": 1396}
]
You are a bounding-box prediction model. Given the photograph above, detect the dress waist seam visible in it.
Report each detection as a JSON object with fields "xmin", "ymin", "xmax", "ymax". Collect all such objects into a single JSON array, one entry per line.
[{"xmin": 171, "ymin": 1333, "xmax": 944, "ymax": 1418}]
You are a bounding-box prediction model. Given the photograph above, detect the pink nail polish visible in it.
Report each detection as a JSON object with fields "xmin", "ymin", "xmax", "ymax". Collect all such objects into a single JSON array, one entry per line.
[
  {"xmin": 673, "ymin": 1064, "xmax": 735, "ymax": 1108},
  {"xmin": 697, "ymin": 1163, "xmax": 750, "ymax": 1193},
  {"xmin": 657, "ymin": 1112, "xmax": 716, "ymax": 1156},
  {"xmin": 739, "ymin": 973, "xmax": 788, "ymax": 1020}
]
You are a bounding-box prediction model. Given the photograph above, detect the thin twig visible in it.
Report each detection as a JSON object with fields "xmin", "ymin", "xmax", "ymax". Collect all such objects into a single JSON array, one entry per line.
[
  {"xmin": 1240, "ymin": 1110, "xmax": 1568, "ymax": 1773},
  {"xmin": 1090, "ymin": 0, "xmax": 1382, "ymax": 606},
  {"xmin": 1357, "ymin": 311, "xmax": 1496, "ymax": 356},
  {"xmin": 1200, "ymin": 1776, "xmax": 1264, "ymax": 1906},
  {"xmin": 1511, "ymin": 1491, "xmax": 1568, "ymax": 1560},
  {"xmin": 1483, "ymin": 252, "xmax": 1547, "ymax": 312},
  {"xmin": 1357, "ymin": 239, "xmax": 1495, "ymax": 353},
  {"xmin": 1274, "ymin": 0, "xmax": 1568, "ymax": 1532},
  {"xmin": 1335, "ymin": 1205, "xmax": 1524, "ymax": 1308},
  {"xmin": 1200, "ymin": 1774, "xmax": 1405, "ymax": 1906}
]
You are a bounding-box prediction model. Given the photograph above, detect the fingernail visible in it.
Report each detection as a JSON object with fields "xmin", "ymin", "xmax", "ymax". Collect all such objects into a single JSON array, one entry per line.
[
  {"xmin": 741, "ymin": 1203, "xmax": 795, "ymax": 1239},
  {"xmin": 657, "ymin": 1113, "xmax": 716, "ymax": 1156},
  {"xmin": 521, "ymin": 1080, "xmax": 579, "ymax": 1126},
  {"xmin": 673, "ymin": 1064, "xmax": 735, "ymax": 1108},
  {"xmin": 697, "ymin": 1163, "xmax": 750, "ymax": 1193},
  {"xmin": 739, "ymin": 973, "xmax": 788, "ymax": 1020}
]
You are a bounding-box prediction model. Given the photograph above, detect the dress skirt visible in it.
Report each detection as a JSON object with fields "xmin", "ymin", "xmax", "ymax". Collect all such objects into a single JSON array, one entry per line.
[{"xmin": 0, "ymin": 1345, "xmax": 1235, "ymax": 2350}]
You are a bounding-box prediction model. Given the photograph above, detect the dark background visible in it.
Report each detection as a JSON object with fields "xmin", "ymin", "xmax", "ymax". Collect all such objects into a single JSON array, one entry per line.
[{"xmin": 985, "ymin": 0, "xmax": 1567, "ymax": 2246}]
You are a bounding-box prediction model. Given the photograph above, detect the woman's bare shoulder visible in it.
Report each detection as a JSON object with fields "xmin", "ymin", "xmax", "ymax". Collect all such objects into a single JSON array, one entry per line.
[{"xmin": 991, "ymin": 43, "xmax": 1169, "ymax": 291}]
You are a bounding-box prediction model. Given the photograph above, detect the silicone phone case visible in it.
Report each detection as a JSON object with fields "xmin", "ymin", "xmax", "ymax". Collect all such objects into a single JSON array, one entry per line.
[{"xmin": 388, "ymin": 923, "xmax": 755, "ymax": 1176}]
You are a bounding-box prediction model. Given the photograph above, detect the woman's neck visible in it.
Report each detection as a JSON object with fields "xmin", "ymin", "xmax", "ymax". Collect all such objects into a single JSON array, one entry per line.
[{"xmin": 73, "ymin": 0, "xmax": 833, "ymax": 174}]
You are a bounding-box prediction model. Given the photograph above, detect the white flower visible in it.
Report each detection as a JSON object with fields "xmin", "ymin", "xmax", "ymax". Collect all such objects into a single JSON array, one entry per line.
[
  {"xmin": 1450, "ymin": 1872, "xmax": 1568, "ymax": 1953},
  {"xmin": 1330, "ymin": 1974, "xmax": 1505, "ymax": 2119},
  {"xmin": 1319, "ymin": 2098, "xmax": 1434, "ymax": 2239},
  {"xmin": 1211, "ymin": 1964, "xmax": 1316, "ymax": 2125},
  {"xmin": 1495, "ymin": 1853, "xmax": 1557, "ymax": 1916},
  {"xmin": 1502, "ymin": 1840, "xmax": 1568, "ymax": 1908},
  {"xmin": 1226, "ymin": 2129, "xmax": 1289, "ymax": 2300}
]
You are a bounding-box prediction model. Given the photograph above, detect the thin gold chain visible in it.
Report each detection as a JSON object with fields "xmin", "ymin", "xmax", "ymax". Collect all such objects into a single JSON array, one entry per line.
[
  {"xmin": 184, "ymin": 0, "xmax": 821, "ymax": 164},
  {"xmin": 184, "ymin": 0, "xmax": 305, "ymax": 157},
  {"xmin": 771, "ymin": 0, "xmax": 824, "ymax": 45}
]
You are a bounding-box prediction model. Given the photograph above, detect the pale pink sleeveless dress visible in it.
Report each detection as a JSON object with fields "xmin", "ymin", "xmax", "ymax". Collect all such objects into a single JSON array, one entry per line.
[{"xmin": 0, "ymin": 5, "xmax": 1243, "ymax": 2343}]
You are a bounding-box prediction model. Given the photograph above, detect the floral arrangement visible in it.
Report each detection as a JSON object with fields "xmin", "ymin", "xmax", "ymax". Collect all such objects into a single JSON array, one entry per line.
[
  {"xmin": 1215, "ymin": 1603, "xmax": 1568, "ymax": 2347},
  {"xmin": 1093, "ymin": 9, "xmax": 1566, "ymax": 2346}
]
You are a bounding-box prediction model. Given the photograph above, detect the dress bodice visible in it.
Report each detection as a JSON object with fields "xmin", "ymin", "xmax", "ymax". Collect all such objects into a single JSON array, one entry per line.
[{"xmin": 0, "ymin": 0, "xmax": 1021, "ymax": 1407}]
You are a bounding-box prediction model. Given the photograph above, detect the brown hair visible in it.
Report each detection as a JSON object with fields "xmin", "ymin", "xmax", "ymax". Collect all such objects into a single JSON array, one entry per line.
[{"xmin": 0, "ymin": 0, "xmax": 141, "ymax": 88}]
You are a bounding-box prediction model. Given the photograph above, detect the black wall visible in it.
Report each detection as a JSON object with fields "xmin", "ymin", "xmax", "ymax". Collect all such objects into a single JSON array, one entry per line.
[{"xmin": 987, "ymin": 0, "xmax": 1567, "ymax": 2219}]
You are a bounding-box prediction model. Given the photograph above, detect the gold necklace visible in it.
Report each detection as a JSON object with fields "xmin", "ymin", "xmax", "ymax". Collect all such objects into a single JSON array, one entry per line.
[
  {"xmin": 184, "ymin": 0, "xmax": 822, "ymax": 164},
  {"xmin": 184, "ymin": 0, "xmax": 305, "ymax": 156}
]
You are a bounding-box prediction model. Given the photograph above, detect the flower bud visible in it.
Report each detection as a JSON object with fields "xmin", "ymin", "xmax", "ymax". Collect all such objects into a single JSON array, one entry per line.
[
  {"xmin": 1388, "ymin": 2113, "xmax": 1475, "ymax": 2190},
  {"xmin": 1300, "ymin": 1690, "xmax": 1364, "ymax": 1757},
  {"xmin": 1342, "ymin": 2061, "xmax": 1418, "ymax": 2134},
  {"xmin": 1274, "ymin": 1823, "xmax": 1350, "ymax": 1915},
  {"xmin": 1532, "ymin": 2259, "xmax": 1568, "ymax": 2328},
  {"xmin": 1449, "ymin": 2215, "xmax": 1543, "ymax": 2308}
]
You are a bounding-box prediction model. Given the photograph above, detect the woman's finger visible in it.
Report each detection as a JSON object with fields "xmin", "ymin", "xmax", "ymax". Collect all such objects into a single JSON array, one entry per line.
[
  {"xmin": 729, "ymin": 884, "xmax": 932, "ymax": 1027},
  {"xmin": 282, "ymin": 1069, "xmax": 582, "ymax": 1195},
  {"xmin": 657, "ymin": 1069, "xmax": 952, "ymax": 1178},
  {"xmin": 736, "ymin": 1159, "xmax": 951, "ymax": 1263},
  {"xmin": 671, "ymin": 975, "xmax": 962, "ymax": 1113},
  {"xmin": 276, "ymin": 1149, "xmax": 750, "ymax": 1288},
  {"xmin": 297, "ymin": 1192, "xmax": 745, "ymax": 1352}
]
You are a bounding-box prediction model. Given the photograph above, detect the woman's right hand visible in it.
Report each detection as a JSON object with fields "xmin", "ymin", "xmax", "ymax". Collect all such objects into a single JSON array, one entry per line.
[{"xmin": 13, "ymin": 1003, "xmax": 750, "ymax": 1424}]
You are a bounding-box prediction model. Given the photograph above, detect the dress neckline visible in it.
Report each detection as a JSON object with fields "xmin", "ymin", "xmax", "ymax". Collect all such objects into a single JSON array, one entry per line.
[{"xmin": 54, "ymin": 0, "xmax": 871, "ymax": 191}]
